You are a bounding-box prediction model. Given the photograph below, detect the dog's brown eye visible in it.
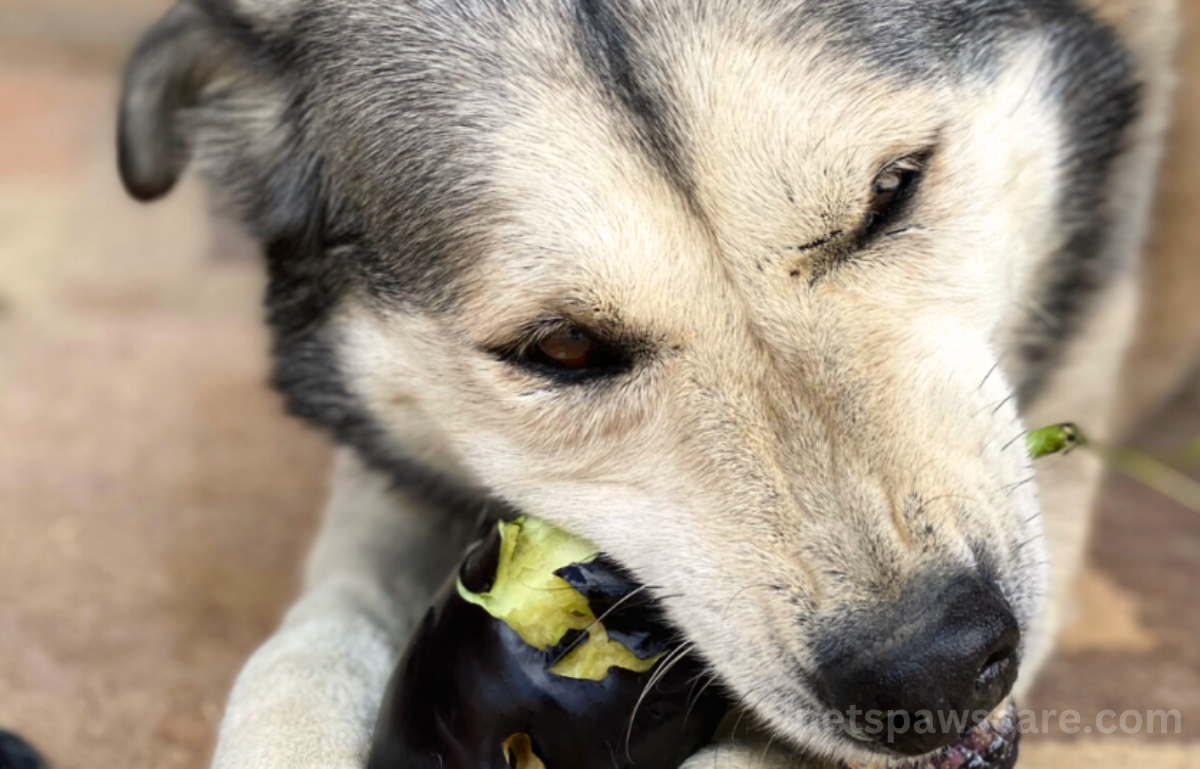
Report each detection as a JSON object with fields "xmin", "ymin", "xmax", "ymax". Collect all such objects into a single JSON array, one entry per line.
[
  {"xmin": 865, "ymin": 157, "xmax": 925, "ymax": 233},
  {"xmin": 870, "ymin": 170, "xmax": 906, "ymax": 214},
  {"xmin": 497, "ymin": 323, "xmax": 635, "ymax": 382},
  {"xmin": 537, "ymin": 328, "xmax": 597, "ymax": 369}
]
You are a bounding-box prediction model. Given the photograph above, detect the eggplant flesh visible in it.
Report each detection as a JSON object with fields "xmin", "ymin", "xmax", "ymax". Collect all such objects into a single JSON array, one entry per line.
[{"xmin": 369, "ymin": 517, "xmax": 729, "ymax": 769}]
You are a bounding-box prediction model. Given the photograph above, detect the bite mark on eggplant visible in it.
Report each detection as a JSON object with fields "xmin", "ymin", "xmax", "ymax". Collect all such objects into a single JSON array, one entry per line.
[
  {"xmin": 457, "ymin": 517, "xmax": 662, "ymax": 680},
  {"xmin": 554, "ymin": 558, "xmax": 676, "ymax": 660}
]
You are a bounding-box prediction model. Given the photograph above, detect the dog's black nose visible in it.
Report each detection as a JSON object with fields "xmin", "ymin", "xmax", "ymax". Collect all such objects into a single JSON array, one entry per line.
[{"xmin": 814, "ymin": 574, "xmax": 1020, "ymax": 756}]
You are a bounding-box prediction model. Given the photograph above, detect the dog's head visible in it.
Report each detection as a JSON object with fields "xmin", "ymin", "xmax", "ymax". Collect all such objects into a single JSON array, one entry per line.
[{"xmin": 119, "ymin": 0, "xmax": 1139, "ymax": 764}]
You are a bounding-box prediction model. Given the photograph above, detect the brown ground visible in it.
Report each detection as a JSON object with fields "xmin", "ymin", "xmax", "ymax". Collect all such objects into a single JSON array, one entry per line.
[{"xmin": 0, "ymin": 2, "xmax": 1197, "ymax": 768}]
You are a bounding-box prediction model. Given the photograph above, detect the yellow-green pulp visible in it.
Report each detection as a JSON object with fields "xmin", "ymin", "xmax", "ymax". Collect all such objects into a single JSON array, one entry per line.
[{"xmin": 457, "ymin": 517, "xmax": 661, "ymax": 681}]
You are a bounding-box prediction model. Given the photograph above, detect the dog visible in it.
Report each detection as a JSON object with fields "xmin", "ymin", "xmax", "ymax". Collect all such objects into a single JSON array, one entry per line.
[{"xmin": 117, "ymin": 0, "xmax": 1190, "ymax": 766}]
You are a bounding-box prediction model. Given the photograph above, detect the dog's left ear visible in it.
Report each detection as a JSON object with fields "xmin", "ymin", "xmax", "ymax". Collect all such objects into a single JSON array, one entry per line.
[
  {"xmin": 118, "ymin": 2, "xmax": 229, "ymax": 201},
  {"xmin": 118, "ymin": 1, "xmax": 322, "ymax": 241}
]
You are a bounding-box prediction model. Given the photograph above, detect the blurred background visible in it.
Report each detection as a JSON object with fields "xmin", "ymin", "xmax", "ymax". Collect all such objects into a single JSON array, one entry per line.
[{"xmin": 0, "ymin": 1, "xmax": 1198, "ymax": 768}]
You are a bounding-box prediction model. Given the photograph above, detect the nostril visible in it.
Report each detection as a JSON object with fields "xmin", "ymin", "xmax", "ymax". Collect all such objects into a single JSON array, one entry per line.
[{"xmin": 975, "ymin": 648, "xmax": 1016, "ymax": 694}]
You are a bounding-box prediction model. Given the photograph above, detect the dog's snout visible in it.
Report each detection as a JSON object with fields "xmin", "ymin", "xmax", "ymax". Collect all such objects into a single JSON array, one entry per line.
[{"xmin": 814, "ymin": 575, "xmax": 1020, "ymax": 756}]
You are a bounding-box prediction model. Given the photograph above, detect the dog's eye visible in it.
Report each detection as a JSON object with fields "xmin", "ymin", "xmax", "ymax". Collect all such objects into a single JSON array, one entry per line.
[
  {"xmin": 496, "ymin": 323, "xmax": 636, "ymax": 382},
  {"xmin": 535, "ymin": 328, "xmax": 598, "ymax": 369},
  {"xmin": 864, "ymin": 158, "xmax": 924, "ymax": 233}
]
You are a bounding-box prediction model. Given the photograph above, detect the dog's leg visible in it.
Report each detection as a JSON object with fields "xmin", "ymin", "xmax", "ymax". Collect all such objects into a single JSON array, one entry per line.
[{"xmin": 211, "ymin": 448, "xmax": 476, "ymax": 769}]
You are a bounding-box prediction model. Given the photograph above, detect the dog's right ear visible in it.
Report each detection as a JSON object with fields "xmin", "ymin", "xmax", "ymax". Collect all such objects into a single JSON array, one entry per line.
[{"xmin": 118, "ymin": 2, "xmax": 230, "ymax": 201}]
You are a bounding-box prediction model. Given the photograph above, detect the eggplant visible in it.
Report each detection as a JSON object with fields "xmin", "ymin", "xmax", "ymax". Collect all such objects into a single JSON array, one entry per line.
[
  {"xmin": 0, "ymin": 731, "xmax": 48, "ymax": 769},
  {"xmin": 369, "ymin": 516, "xmax": 729, "ymax": 769}
]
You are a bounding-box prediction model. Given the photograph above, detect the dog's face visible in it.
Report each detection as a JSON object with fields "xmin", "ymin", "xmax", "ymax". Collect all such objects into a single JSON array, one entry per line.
[{"xmin": 120, "ymin": 0, "xmax": 1138, "ymax": 764}]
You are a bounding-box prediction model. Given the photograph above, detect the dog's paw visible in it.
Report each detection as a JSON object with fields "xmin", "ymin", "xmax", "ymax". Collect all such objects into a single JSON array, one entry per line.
[
  {"xmin": 210, "ymin": 607, "xmax": 398, "ymax": 769},
  {"xmin": 680, "ymin": 742, "xmax": 823, "ymax": 769}
]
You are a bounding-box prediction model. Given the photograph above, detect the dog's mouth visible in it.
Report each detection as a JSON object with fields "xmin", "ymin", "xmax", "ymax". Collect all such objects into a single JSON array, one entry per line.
[{"xmin": 842, "ymin": 703, "xmax": 1020, "ymax": 769}]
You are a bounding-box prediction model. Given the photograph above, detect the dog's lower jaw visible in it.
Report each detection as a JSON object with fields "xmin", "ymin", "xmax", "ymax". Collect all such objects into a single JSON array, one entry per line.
[
  {"xmin": 680, "ymin": 701, "xmax": 1019, "ymax": 769},
  {"xmin": 840, "ymin": 702, "xmax": 1019, "ymax": 769}
]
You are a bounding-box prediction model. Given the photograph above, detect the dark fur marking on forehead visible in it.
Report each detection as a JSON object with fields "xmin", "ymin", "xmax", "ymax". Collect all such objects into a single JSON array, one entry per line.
[
  {"xmin": 572, "ymin": 0, "xmax": 699, "ymax": 211},
  {"xmin": 790, "ymin": 0, "xmax": 1022, "ymax": 80}
]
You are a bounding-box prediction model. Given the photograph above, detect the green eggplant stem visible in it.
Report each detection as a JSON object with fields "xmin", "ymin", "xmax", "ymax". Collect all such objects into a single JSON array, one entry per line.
[
  {"xmin": 1025, "ymin": 423, "xmax": 1085, "ymax": 459},
  {"xmin": 1092, "ymin": 442, "xmax": 1200, "ymax": 514},
  {"xmin": 1028, "ymin": 422, "xmax": 1200, "ymax": 515},
  {"xmin": 1171, "ymin": 432, "xmax": 1200, "ymax": 467}
]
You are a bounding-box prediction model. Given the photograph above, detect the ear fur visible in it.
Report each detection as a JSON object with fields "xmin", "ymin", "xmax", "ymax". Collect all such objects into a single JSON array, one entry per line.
[
  {"xmin": 118, "ymin": 1, "xmax": 323, "ymax": 241},
  {"xmin": 118, "ymin": 2, "xmax": 231, "ymax": 201}
]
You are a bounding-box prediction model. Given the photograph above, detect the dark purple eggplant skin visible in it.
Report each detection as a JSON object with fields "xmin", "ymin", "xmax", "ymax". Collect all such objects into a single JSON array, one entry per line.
[
  {"xmin": 0, "ymin": 731, "xmax": 48, "ymax": 769},
  {"xmin": 368, "ymin": 557, "xmax": 728, "ymax": 769}
]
